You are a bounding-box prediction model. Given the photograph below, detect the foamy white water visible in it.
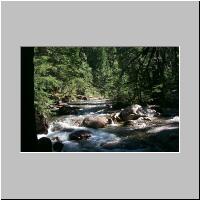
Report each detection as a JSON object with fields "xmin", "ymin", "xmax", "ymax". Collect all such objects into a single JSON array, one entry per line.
[{"xmin": 37, "ymin": 100, "xmax": 179, "ymax": 152}]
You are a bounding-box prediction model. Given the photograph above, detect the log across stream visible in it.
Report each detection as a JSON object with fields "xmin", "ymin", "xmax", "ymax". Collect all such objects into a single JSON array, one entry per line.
[{"xmin": 37, "ymin": 99, "xmax": 179, "ymax": 152}]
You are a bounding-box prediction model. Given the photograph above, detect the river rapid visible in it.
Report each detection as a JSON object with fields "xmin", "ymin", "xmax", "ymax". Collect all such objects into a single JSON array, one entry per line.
[{"xmin": 37, "ymin": 99, "xmax": 179, "ymax": 152}]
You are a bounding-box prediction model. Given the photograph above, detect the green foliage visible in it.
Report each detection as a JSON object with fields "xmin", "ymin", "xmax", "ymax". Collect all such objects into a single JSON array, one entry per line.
[
  {"xmin": 34, "ymin": 47, "xmax": 96, "ymax": 117},
  {"xmin": 34, "ymin": 47, "xmax": 179, "ymax": 117}
]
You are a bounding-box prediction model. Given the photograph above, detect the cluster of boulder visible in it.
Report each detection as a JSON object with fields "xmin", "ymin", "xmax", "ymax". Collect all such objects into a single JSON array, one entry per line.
[
  {"xmin": 115, "ymin": 104, "xmax": 159, "ymax": 129},
  {"xmin": 65, "ymin": 104, "xmax": 160, "ymax": 142},
  {"xmin": 36, "ymin": 104, "xmax": 160, "ymax": 147},
  {"xmin": 79, "ymin": 104, "xmax": 159, "ymax": 130},
  {"xmin": 37, "ymin": 136, "xmax": 64, "ymax": 152}
]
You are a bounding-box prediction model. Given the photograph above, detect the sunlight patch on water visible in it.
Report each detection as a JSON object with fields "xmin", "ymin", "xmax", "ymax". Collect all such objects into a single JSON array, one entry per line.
[
  {"xmin": 37, "ymin": 134, "xmax": 47, "ymax": 140},
  {"xmin": 166, "ymin": 116, "xmax": 179, "ymax": 123},
  {"xmin": 147, "ymin": 125, "xmax": 178, "ymax": 133},
  {"xmin": 47, "ymin": 125, "xmax": 121, "ymax": 152}
]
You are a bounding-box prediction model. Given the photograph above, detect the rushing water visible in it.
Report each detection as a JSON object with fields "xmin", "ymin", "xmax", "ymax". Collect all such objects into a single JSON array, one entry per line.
[{"xmin": 37, "ymin": 99, "xmax": 179, "ymax": 152}]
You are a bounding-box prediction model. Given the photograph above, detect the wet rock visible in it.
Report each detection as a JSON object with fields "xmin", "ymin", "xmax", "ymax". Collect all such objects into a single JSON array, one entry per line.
[
  {"xmin": 51, "ymin": 123, "xmax": 63, "ymax": 132},
  {"xmin": 119, "ymin": 104, "xmax": 160, "ymax": 121},
  {"xmin": 123, "ymin": 120, "xmax": 135, "ymax": 126},
  {"xmin": 143, "ymin": 107, "xmax": 159, "ymax": 117},
  {"xmin": 51, "ymin": 122, "xmax": 75, "ymax": 132},
  {"xmin": 119, "ymin": 104, "xmax": 145, "ymax": 121},
  {"xmin": 107, "ymin": 118, "xmax": 114, "ymax": 124},
  {"xmin": 136, "ymin": 116, "xmax": 152, "ymax": 122},
  {"xmin": 53, "ymin": 141, "xmax": 64, "ymax": 152},
  {"xmin": 68, "ymin": 129, "xmax": 92, "ymax": 141},
  {"xmin": 51, "ymin": 119, "xmax": 77, "ymax": 132},
  {"xmin": 127, "ymin": 114, "xmax": 141, "ymax": 120},
  {"xmin": 37, "ymin": 137, "xmax": 52, "ymax": 152},
  {"xmin": 143, "ymin": 117, "xmax": 152, "ymax": 121},
  {"xmin": 72, "ymin": 119, "xmax": 84, "ymax": 127},
  {"xmin": 111, "ymin": 112, "xmax": 121, "ymax": 122},
  {"xmin": 82, "ymin": 116, "xmax": 108, "ymax": 128},
  {"xmin": 35, "ymin": 112, "xmax": 48, "ymax": 134}
]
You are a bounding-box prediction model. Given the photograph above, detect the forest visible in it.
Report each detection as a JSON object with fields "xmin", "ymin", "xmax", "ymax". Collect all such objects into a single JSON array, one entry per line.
[
  {"xmin": 29, "ymin": 47, "xmax": 179, "ymax": 152},
  {"xmin": 34, "ymin": 47, "xmax": 179, "ymax": 118}
]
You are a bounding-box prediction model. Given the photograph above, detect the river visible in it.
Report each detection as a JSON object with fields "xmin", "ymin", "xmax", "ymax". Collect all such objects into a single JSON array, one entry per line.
[{"xmin": 37, "ymin": 99, "xmax": 179, "ymax": 152}]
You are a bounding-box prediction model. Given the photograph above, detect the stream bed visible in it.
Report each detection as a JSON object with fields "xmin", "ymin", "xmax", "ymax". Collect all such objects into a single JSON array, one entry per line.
[{"xmin": 37, "ymin": 99, "xmax": 179, "ymax": 152}]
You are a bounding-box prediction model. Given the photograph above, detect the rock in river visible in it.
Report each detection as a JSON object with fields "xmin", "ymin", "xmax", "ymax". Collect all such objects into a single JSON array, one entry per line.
[
  {"xmin": 119, "ymin": 104, "xmax": 159, "ymax": 121},
  {"xmin": 82, "ymin": 116, "xmax": 108, "ymax": 128},
  {"xmin": 68, "ymin": 129, "xmax": 92, "ymax": 141},
  {"xmin": 119, "ymin": 104, "xmax": 144, "ymax": 121}
]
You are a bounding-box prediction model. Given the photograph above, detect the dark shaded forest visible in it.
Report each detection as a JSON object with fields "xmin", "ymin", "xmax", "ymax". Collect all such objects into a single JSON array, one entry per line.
[{"xmin": 34, "ymin": 47, "xmax": 179, "ymax": 118}]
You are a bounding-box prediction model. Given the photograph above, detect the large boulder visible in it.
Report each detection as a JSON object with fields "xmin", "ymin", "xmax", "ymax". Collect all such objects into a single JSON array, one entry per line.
[
  {"xmin": 68, "ymin": 129, "xmax": 92, "ymax": 141},
  {"xmin": 119, "ymin": 104, "xmax": 160, "ymax": 121},
  {"xmin": 82, "ymin": 116, "xmax": 108, "ymax": 128},
  {"xmin": 35, "ymin": 113, "xmax": 48, "ymax": 134},
  {"xmin": 119, "ymin": 104, "xmax": 145, "ymax": 121}
]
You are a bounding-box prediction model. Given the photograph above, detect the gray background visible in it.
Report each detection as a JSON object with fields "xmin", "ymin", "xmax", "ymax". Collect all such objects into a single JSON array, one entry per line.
[{"xmin": 1, "ymin": 1, "xmax": 199, "ymax": 199}]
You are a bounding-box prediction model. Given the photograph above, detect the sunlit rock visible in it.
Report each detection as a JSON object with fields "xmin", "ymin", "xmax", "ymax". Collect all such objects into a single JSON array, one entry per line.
[{"xmin": 82, "ymin": 116, "xmax": 108, "ymax": 128}]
